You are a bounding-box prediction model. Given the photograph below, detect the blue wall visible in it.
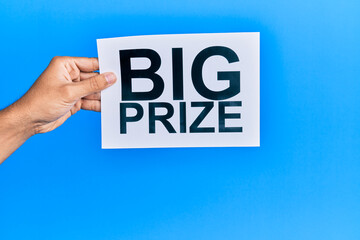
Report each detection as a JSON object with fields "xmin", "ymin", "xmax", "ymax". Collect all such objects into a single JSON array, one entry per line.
[{"xmin": 0, "ymin": 0, "xmax": 359, "ymax": 239}]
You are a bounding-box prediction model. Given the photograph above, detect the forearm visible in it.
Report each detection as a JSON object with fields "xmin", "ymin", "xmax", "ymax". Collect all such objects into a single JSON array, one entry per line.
[{"xmin": 0, "ymin": 102, "xmax": 35, "ymax": 164}]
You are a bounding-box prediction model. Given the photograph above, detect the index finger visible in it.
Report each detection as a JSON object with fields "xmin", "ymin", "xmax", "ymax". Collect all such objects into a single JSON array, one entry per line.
[{"xmin": 72, "ymin": 57, "xmax": 99, "ymax": 72}]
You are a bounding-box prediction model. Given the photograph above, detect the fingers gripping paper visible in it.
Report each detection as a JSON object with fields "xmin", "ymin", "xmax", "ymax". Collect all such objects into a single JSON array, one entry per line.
[{"xmin": 97, "ymin": 33, "xmax": 260, "ymax": 148}]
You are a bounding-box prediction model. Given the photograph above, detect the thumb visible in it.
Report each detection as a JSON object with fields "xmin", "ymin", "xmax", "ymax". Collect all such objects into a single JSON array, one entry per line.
[{"xmin": 72, "ymin": 72, "xmax": 116, "ymax": 98}]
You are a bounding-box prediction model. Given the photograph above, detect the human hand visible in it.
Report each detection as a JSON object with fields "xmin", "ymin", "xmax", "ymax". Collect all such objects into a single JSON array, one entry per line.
[
  {"xmin": 18, "ymin": 56, "xmax": 116, "ymax": 134},
  {"xmin": 0, "ymin": 56, "xmax": 116, "ymax": 163}
]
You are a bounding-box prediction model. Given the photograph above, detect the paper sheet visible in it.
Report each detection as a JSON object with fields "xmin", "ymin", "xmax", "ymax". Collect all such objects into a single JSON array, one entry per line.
[{"xmin": 97, "ymin": 33, "xmax": 259, "ymax": 148}]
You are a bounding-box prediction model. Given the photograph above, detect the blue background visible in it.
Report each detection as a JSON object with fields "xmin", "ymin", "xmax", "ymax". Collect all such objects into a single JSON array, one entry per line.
[{"xmin": 0, "ymin": 0, "xmax": 359, "ymax": 239}]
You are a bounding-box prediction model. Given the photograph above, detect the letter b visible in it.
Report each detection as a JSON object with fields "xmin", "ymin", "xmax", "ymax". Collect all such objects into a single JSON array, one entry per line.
[{"xmin": 120, "ymin": 49, "xmax": 164, "ymax": 101}]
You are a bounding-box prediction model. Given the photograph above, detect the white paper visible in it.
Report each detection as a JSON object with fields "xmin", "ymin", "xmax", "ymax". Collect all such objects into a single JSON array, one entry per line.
[{"xmin": 97, "ymin": 33, "xmax": 259, "ymax": 148}]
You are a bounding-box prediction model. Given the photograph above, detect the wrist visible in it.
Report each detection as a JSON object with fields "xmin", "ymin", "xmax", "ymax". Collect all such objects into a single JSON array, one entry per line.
[
  {"xmin": 0, "ymin": 100, "xmax": 37, "ymax": 140},
  {"xmin": 0, "ymin": 102, "xmax": 36, "ymax": 163}
]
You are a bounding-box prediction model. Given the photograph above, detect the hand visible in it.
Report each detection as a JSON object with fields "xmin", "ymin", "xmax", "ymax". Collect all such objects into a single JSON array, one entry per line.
[
  {"xmin": 0, "ymin": 56, "xmax": 117, "ymax": 163},
  {"xmin": 19, "ymin": 56, "xmax": 116, "ymax": 134}
]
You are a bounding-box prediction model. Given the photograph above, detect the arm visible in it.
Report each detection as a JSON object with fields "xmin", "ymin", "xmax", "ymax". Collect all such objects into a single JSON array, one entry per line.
[
  {"xmin": 0, "ymin": 56, "xmax": 116, "ymax": 164},
  {"xmin": 0, "ymin": 102, "xmax": 34, "ymax": 162}
]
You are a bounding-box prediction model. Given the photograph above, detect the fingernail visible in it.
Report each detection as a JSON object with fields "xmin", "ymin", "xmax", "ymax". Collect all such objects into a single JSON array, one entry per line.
[{"xmin": 105, "ymin": 72, "xmax": 116, "ymax": 84}]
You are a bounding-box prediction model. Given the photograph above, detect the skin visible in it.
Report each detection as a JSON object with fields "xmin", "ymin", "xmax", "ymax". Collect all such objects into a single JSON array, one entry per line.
[{"xmin": 0, "ymin": 56, "xmax": 116, "ymax": 164}]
